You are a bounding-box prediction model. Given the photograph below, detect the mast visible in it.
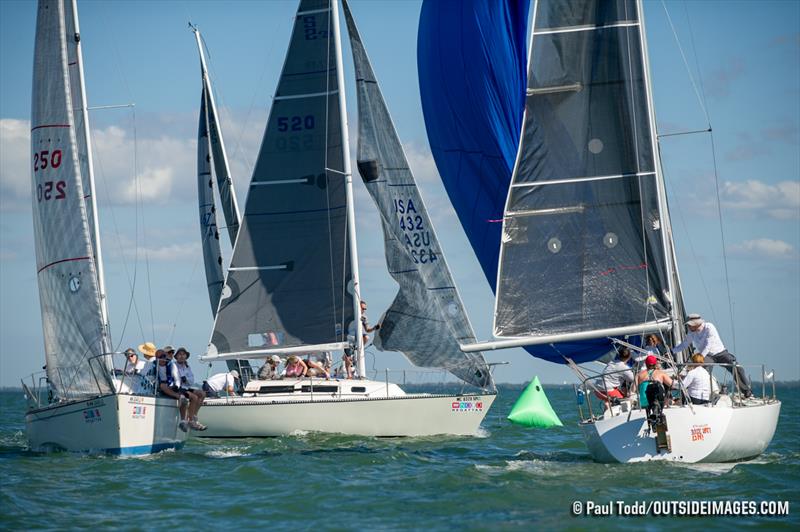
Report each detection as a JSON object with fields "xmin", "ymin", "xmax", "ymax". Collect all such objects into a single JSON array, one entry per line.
[
  {"xmin": 69, "ymin": 0, "xmax": 110, "ymax": 354},
  {"xmin": 191, "ymin": 25, "xmax": 242, "ymax": 238},
  {"xmin": 637, "ymin": 0, "xmax": 684, "ymax": 357},
  {"xmin": 331, "ymin": 0, "xmax": 365, "ymax": 377}
]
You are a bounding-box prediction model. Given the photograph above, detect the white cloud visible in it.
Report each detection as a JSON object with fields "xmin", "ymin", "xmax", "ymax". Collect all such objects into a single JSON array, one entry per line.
[
  {"xmin": 729, "ymin": 238, "xmax": 797, "ymax": 259},
  {"xmin": 0, "ymin": 119, "xmax": 31, "ymax": 208},
  {"xmin": 721, "ymin": 179, "xmax": 800, "ymax": 220}
]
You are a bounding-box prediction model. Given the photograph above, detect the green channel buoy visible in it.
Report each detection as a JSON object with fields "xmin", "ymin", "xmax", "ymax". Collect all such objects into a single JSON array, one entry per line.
[{"xmin": 507, "ymin": 376, "xmax": 563, "ymax": 428}]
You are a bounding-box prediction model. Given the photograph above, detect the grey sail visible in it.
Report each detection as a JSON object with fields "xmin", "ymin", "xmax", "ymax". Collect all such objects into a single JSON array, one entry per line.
[
  {"xmin": 494, "ymin": 0, "xmax": 678, "ymax": 342},
  {"xmin": 208, "ymin": 0, "xmax": 354, "ymax": 358},
  {"xmin": 197, "ymin": 84, "xmax": 225, "ymax": 313},
  {"xmin": 343, "ymin": 1, "xmax": 493, "ymax": 390},
  {"xmin": 31, "ymin": 0, "xmax": 111, "ymax": 398},
  {"xmin": 205, "ymin": 80, "xmax": 241, "ymax": 244}
]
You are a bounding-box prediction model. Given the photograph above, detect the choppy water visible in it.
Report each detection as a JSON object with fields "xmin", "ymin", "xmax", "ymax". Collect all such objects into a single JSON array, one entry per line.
[{"xmin": 1, "ymin": 384, "xmax": 797, "ymax": 529}]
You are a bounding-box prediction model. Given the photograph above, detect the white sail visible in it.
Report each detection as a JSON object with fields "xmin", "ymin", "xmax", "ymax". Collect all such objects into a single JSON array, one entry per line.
[{"xmin": 31, "ymin": 0, "xmax": 111, "ymax": 398}]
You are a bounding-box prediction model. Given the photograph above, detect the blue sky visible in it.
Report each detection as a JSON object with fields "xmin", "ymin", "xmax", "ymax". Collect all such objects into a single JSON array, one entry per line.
[{"xmin": 1, "ymin": 0, "xmax": 798, "ymax": 387}]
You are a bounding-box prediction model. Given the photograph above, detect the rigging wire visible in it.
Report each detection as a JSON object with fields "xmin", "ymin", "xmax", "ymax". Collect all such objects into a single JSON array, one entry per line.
[
  {"xmin": 661, "ymin": 0, "xmax": 736, "ymax": 350},
  {"xmin": 85, "ymin": 104, "xmax": 148, "ymax": 350},
  {"xmin": 101, "ymin": 2, "xmax": 155, "ymax": 344}
]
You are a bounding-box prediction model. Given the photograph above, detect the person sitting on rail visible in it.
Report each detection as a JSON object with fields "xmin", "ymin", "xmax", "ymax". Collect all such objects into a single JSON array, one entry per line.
[
  {"xmin": 679, "ymin": 353, "xmax": 713, "ymax": 405},
  {"xmin": 155, "ymin": 349, "xmax": 190, "ymax": 432},
  {"xmin": 174, "ymin": 347, "xmax": 206, "ymax": 431},
  {"xmin": 596, "ymin": 347, "xmax": 634, "ymax": 401},
  {"xmin": 636, "ymin": 354, "xmax": 674, "ymax": 428}
]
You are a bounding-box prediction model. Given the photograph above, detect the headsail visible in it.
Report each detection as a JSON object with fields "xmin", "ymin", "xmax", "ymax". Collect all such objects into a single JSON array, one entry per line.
[
  {"xmin": 197, "ymin": 84, "xmax": 225, "ymax": 313},
  {"xmin": 491, "ymin": 0, "xmax": 681, "ymax": 361},
  {"xmin": 206, "ymin": 0, "xmax": 354, "ymax": 360},
  {"xmin": 31, "ymin": 0, "xmax": 111, "ymax": 398},
  {"xmin": 342, "ymin": 1, "xmax": 493, "ymax": 390}
]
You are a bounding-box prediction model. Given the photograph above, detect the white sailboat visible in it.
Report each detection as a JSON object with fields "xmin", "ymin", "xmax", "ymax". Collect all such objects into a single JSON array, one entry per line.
[
  {"xmin": 23, "ymin": 0, "xmax": 187, "ymax": 454},
  {"xmin": 449, "ymin": 0, "xmax": 781, "ymax": 462},
  {"xmin": 192, "ymin": 0, "xmax": 496, "ymax": 438}
]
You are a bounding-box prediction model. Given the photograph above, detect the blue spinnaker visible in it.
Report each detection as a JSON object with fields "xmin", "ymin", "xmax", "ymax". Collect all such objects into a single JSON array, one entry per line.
[
  {"xmin": 418, "ymin": 0, "xmax": 633, "ymax": 364},
  {"xmin": 417, "ymin": 0, "xmax": 529, "ymax": 287}
]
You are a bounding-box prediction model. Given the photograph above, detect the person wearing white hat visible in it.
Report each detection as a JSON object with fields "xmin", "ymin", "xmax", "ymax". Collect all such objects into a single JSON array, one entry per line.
[
  {"xmin": 257, "ymin": 355, "xmax": 283, "ymax": 380},
  {"xmin": 203, "ymin": 370, "xmax": 239, "ymax": 398},
  {"xmin": 672, "ymin": 314, "xmax": 752, "ymax": 398}
]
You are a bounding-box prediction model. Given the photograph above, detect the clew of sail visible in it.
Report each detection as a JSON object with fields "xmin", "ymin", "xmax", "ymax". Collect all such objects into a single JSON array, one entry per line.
[
  {"xmin": 31, "ymin": 0, "xmax": 111, "ymax": 398},
  {"xmin": 342, "ymin": 0, "xmax": 493, "ymax": 390},
  {"xmin": 206, "ymin": 0, "xmax": 354, "ymax": 360},
  {"xmin": 491, "ymin": 0, "xmax": 681, "ymax": 360}
]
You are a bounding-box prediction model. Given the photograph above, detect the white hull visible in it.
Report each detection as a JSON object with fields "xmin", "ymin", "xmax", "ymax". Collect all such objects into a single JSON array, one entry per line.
[
  {"xmin": 26, "ymin": 394, "xmax": 188, "ymax": 455},
  {"xmin": 580, "ymin": 398, "xmax": 781, "ymax": 463},
  {"xmin": 198, "ymin": 379, "xmax": 495, "ymax": 437}
]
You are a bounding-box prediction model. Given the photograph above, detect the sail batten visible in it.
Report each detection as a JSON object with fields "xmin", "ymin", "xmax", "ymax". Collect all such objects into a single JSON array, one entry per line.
[
  {"xmin": 486, "ymin": 0, "xmax": 678, "ymax": 362},
  {"xmin": 31, "ymin": 0, "xmax": 111, "ymax": 398},
  {"xmin": 343, "ymin": 0, "xmax": 493, "ymax": 390},
  {"xmin": 208, "ymin": 0, "xmax": 354, "ymax": 358}
]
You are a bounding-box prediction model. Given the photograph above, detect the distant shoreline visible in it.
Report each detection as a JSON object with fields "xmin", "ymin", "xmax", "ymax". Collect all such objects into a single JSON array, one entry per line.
[{"xmin": 2, "ymin": 381, "xmax": 798, "ymax": 393}]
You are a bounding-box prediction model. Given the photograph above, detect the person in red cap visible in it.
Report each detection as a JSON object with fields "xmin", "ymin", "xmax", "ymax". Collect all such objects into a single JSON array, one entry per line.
[{"xmin": 636, "ymin": 354, "xmax": 674, "ymax": 411}]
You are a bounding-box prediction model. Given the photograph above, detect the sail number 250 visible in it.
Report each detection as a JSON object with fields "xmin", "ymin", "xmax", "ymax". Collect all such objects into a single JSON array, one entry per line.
[
  {"xmin": 33, "ymin": 149, "xmax": 63, "ymax": 172},
  {"xmin": 33, "ymin": 149, "xmax": 66, "ymax": 202}
]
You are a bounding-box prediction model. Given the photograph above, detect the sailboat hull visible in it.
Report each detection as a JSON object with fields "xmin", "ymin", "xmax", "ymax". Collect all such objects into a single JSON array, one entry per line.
[
  {"xmin": 26, "ymin": 394, "xmax": 188, "ymax": 455},
  {"xmin": 580, "ymin": 399, "xmax": 781, "ymax": 463},
  {"xmin": 198, "ymin": 391, "xmax": 496, "ymax": 438}
]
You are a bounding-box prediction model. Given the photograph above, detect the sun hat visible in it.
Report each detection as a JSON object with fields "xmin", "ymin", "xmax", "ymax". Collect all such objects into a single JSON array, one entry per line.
[
  {"xmin": 645, "ymin": 354, "xmax": 658, "ymax": 366},
  {"xmin": 269, "ymin": 355, "xmax": 282, "ymax": 364},
  {"xmin": 685, "ymin": 313, "xmax": 704, "ymax": 327},
  {"xmin": 230, "ymin": 370, "xmax": 240, "ymax": 380},
  {"xmin": 175, "ymin": 347, "xmax": 190, "ymax": 358},
  {"xmin": 138, "ymin": 342, "xmax": 157, "ymax": 359},
  {"xmin": 162, "ymin": 344, "xmax": 176, "ymax": 353}
]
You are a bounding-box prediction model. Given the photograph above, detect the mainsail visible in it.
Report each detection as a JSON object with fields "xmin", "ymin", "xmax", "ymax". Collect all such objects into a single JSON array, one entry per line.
[
  {"xmin": 342, "ymin": 0, "xmax": 493, "ymax": 389},
  {"xmin": 207, "ymin": 0, "xmax": 354, "ymax": 359},
  {"xmin": 490, "ymin": 0, "xmax": 681, "ymax": 359},
  {"xmin": 31, "ymin": 0, "xmax": 111, "ymax": 398}
]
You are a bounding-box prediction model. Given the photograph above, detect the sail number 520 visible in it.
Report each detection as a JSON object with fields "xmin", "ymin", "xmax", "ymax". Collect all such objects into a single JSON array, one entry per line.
[
  {"xmin": 277, "ymin": 115, "xmax": 315, "ymax": 132},
  {"xmin": 33, "ymin": 149, "xmax": 63, "ymax": 172}
]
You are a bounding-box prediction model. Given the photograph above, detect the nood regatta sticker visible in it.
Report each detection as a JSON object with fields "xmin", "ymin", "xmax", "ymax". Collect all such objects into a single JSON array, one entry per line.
[{"xmin": 451, "ymin": 396, "xmax": 483, "ymax": 412}]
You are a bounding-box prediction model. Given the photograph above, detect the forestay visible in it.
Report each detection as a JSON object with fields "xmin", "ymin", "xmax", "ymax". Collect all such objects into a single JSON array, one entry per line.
[
  {"xmin": 493, "ymin": 0, "xmax": 679, "ymax": 358},
  {"xmin": 208, "ymin": 0, "xmax": 354, "ymax": 359},
  {"xmin": 342, "ymin": 0, "xmax": 493, "ymax": 390},
  {"xmin": 31, "ymin": 0, "xmax": 111, "ymax": 398}
]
